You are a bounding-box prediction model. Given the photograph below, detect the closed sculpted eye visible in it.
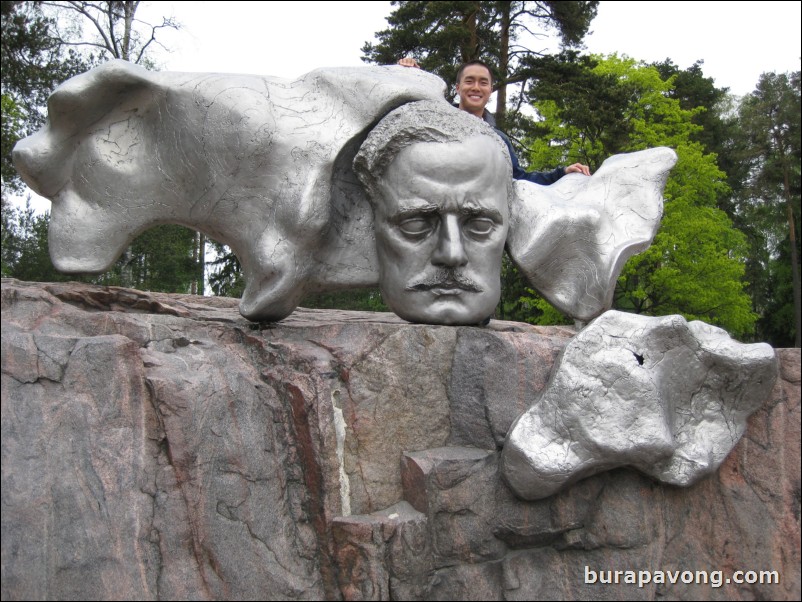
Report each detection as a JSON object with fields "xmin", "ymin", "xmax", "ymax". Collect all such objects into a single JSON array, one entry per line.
[
  {"xmin": 463, "ymin": 217, "xmax": 497, "ymax": 239},
  {"xmin": 397, "ymin": 216, "xmax": 436, "ymax": 240}
]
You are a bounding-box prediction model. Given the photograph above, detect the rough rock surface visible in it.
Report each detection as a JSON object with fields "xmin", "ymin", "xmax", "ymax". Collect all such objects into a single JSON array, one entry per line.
[{"xmin": 2, "ymin": 279, "xmax": 799, "ymax": 601}]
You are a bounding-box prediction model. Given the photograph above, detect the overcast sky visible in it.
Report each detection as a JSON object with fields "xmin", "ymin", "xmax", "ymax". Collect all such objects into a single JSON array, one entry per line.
[
  {"xmin": 143, "ymin": 0, "xmax": 801, "ymax": 96},
  {"xmin": 16, "ymin": 0, "xmax": 802, "ymax": 213}
]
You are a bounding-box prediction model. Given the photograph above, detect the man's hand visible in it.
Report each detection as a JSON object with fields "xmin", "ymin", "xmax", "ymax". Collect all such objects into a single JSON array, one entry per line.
[
  {"xmin": 397, "ymin": 57, "xmax": 421, "ymax": 69},
  {"xmin": 566, "ymin": 163, "xmax": 591, "ymax": 176}
]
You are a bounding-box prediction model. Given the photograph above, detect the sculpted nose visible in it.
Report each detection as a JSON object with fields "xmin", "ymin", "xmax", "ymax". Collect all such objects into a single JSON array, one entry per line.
[{"xmin": 432, "ymin": 215, "xmax": 468, "ymax": 267}]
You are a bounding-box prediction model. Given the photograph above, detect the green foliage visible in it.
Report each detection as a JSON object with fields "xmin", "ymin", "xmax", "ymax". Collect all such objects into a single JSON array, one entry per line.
[
  {"xmin": 1, "ymin": 94, "xmax": 24, "ymax": 191},
  {"xmin": 527, "ymin": 55, "xmax": 707, "ymax": 165},
  {"xmin": 733, "ymin": 71, "xmax": 801, "ymax": 346},
  {"xmin": 1, "ymin": 202, "xmax": 203, "ymax": 293},
  {"xmin": 301, "ymin": 289, "xmax": 389, "ymax": 313},
  {"xmin": 522, "ymin": 52, "xmax": 635, "ymax": 169},
  {"xmin": 124, "ymin": 225, "xmax": 200, "ymax": 293},
  {"xmin": 1, "ymin": 1, "xmax": 91, "ymax": 192},
  {"xmin": 517, "ymin": 290, "xmax": 573, "ymax": 325},
  {"xmin": 757, "ymin": 239, "xmax": 798, "ymax": 347},
  {"xmin": 2, "ymin": 201, "xmax": 74, "ymax": 281},
  {"xmin": 207, "ymin": 241, "xmax": 245, "ymax": 298},
  {"xmin": 521, "ymin": 54, "xmax": 756, "ymax": 337},
  {"xmin": 497, "ymin": 254, "xmax": 527, "ymax": 320},
  {"xmin": 651, "ymin": 59, "xmax": 732, "ymax": 162},
  {"xmin": 615, "ymin": 198, "xmax": 755, "ymax": 335}
]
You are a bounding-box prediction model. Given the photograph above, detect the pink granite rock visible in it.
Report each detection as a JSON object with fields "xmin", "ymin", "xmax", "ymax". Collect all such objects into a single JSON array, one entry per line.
[{"xmin": 1, "ymin": 279, "xmax": 798, "ymax": 601}]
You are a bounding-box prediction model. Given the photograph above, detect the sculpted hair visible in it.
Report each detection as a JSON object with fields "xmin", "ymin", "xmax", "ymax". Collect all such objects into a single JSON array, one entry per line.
[{"xmin": 353, "ymin": 100, "xmax": 512, "ymax": 207}]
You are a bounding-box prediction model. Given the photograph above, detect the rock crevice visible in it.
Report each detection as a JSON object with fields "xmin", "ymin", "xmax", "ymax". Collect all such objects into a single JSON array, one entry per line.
[{"xmin": 1, "ymin": 279, "xmax": 799, "ymax": 601}]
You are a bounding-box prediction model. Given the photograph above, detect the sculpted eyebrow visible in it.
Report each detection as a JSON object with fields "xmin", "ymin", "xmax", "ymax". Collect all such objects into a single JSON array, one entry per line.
[
  {"xmin": 458, "ymin": 206, "xmax": 504, "ymax": 221},
  {"xmin": 389, "ymin": 205, "xmax": 503, "ymax": 222},
  {"xmin": 390, "ymin": 205, "xmax": 439, "ymax": 221}
]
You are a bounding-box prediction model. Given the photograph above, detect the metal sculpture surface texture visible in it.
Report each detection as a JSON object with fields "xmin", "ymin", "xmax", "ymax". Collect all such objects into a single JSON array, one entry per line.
[
  {"xmin": 13, "ymin": 60, "xmax": 675, "ymax": 324},
  {"xmin": 501, "ymin": 311, "xmax": 778, "ymax": 499},
  {"xmin": 353, "ymin": 100, "xmax": 512, "ymax": 324}
]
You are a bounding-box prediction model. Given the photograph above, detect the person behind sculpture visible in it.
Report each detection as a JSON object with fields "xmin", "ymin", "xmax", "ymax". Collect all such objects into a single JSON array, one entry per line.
[
  {"xmin": 398, "ymin": 58, "xmax": 591, "ymax": 181},
  {"xmin": 353, "ymin": 100, "xmax": 512, "ymax": 326}
]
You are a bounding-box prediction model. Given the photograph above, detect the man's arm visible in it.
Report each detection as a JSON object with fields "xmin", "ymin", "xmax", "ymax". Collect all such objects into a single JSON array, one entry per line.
[{"xmin": 495, "ymin": 129, "xmax": 580, "ymax": 185}]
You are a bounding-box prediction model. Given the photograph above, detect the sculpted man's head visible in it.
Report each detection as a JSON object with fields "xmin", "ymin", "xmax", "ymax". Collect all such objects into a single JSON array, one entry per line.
[{"xmin": 354, "ymin": 100, "xmax": 512, "ymax": 325}]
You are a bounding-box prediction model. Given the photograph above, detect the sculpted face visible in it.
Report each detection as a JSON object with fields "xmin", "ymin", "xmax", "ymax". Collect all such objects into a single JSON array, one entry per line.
[{"xmin": 374, "ymin": 136, "xmax": 509, "ymax": 324}]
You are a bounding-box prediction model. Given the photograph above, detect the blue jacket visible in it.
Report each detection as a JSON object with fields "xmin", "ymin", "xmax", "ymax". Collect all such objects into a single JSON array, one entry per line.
[{"xmin": 480, "ymin": 109, "xmax": 566, "ymax": 185}]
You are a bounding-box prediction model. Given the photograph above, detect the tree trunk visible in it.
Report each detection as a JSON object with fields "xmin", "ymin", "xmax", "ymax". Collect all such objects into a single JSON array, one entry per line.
[
  {"xmin": 496, "ymin": 1, "xmax": 512, "ymax": 131},
  {"xmin": 461, "ymin": 3, "xmax": 480, "ymax": 63},
  {"xmin": 120, "ymin": 1, "xmax": 139, "ymax": 61},
  {"xmin": 782, "ymin": 156, "xmax": 801, "ymax": 347},
  {"xmin": 197, "ymin": 232, "xmax": 206, "ymax": 296}
]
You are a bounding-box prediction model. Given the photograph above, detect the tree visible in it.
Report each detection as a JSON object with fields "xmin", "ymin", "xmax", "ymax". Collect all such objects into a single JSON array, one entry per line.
[
  {"xmin": 1, "ymin": 201, "xmax": 71, "ymax": 281},
  {"xmin": 38, "ymin": 0, "xmax": 178, "ymax": 65},
  {"xmin": 1, "ymin": 1, "xmax": 90, "ymax": 193},
  {"xmin": 207, "ymin": 240, "xmax": 245, "ymax": 298},
  {"xmin": 1, "ymin": 93, "xmax": 24, "ymax": 194},
  {"xmin": 362, "ymin": 1, "xmax": 598, "ymax": 131},
  {"xmin": 651, "ymin": 59, "xmax": 731, "ymax": 161},
  {"xmin": 1, "ymin": 200, "xmax": 203, "ymax": 294},
  {"xmin": 734, "ymin": 72, "xmax": 801, "ymax": 347},
  {"xmin": 522, "ymin": 55, "xmax": 756, "ymax": 337}
]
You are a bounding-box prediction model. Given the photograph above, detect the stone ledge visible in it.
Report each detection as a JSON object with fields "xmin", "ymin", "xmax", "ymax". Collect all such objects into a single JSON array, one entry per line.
[{"xmin": 1, "ymin": 280, "xmax": 799, "ymax": 600}]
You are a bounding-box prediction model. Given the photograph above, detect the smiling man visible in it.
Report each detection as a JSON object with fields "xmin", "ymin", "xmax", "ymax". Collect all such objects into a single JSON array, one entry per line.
[
  {"xmin": 398, "ymin": 58, "xmax": 591, "ymax": 182},
  {"xmin": 455, "ymin": 62, "xmax": 493, "ymax": 117},
  {"xmin": 354, "ymin": 100, "xmax": 512, "ymax": 325}
]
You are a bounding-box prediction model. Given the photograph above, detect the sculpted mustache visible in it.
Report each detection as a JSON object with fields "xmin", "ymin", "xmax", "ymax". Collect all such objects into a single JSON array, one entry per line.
[{"xmin": 406, "ymin": 270, "xmax": 483, "ymax": 293}]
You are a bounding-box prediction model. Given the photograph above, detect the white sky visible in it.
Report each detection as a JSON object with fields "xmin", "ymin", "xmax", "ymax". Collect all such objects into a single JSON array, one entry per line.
[
  {"xmin": 15, "ymin": 0, "xmax": 802, "ymax": 213},
  {"xmin": 585, "ymin": 0, "xmax": 801, "ymax": 96},
  {"xmin": 142, "ymin": 0, "xmax": 801, "ymax": 96}
]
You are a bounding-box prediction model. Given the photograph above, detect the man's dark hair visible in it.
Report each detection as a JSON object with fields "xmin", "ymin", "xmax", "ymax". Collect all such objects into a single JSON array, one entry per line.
[{"xmin": 456, "ymin": 60, "xmax": 494, "ymax": 85}]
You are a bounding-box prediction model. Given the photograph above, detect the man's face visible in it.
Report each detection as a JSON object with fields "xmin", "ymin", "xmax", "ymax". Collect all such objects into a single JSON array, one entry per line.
[
  {"xmin": 374, "ymin": 136, "xmax": 509, "ymax": 325},
  {"xmin": 456, "ymin": 64, "xmax": 492, "ymax": 117}
]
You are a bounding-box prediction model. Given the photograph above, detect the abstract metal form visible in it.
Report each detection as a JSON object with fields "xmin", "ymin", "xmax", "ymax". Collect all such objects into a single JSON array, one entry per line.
[
  {"xmin": 501, "ymin": 310, "xmax": 779, "ymax": 500},
  {"xmin": 13, "ymin": 60, "xmax": 676, "ymax": 325}
]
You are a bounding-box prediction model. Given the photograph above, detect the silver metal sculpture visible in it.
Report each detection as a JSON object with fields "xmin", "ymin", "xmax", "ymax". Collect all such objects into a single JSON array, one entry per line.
[
  {"xmin": 353, "ymin": 101, "xmax": 512, "ymax": 325},
  {"xmin": 508, "ymin": 147, "xmax": 677, "ymax": 322},
  {"xmin": 13, "ymin": 60, "xmax": 676, "ymax": 325},
  {"xmin": 12, "ymin": 60, "xmax": 447, "ymax": 321},
  {"xmin": 10, "ymin": 61, "xmax": 777, "ymax": 503},
  {"xmin": 501, "ymin": 310, "xmax": 779, "ymax": 500}
]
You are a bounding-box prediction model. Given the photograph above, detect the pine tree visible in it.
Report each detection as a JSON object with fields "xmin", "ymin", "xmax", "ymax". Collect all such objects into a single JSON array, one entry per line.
[
  {"xmin": 734, "ymin": 72, "xmax": 801, "ymax": 346},
  {"xmin": 362, "ymin": 1, "xmax": 598, "ymax": 131}
]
